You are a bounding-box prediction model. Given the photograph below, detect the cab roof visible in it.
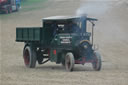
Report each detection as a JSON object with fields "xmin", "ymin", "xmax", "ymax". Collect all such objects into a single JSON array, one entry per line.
[
  {"xmin": 42, "ymin": 16, "xmax": 97, "ymax": 22},
  {"xmin": 43, "ymin": 16, "xmax": 84, "ymax": 21}
]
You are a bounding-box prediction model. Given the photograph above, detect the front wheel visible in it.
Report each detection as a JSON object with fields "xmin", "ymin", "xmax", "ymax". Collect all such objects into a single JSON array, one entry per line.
[
  {"xmin": 65, "ymin": 52, "xmax": 75, "ymax": 72},
  {"xmin": 23, "ymin": 46, "xmax": 37, "ymax": 68},
  {"xmin": 92, "ymin": 51, "xmax": 102, "ymax": 71}
]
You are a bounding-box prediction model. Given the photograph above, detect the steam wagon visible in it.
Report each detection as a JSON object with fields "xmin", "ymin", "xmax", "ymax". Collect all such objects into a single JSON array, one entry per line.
[{"xmin": 16, "ymin": 16, "xmax": 102, "ymax": 71}]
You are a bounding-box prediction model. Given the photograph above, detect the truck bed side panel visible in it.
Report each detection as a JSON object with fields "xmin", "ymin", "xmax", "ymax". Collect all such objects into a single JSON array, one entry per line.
[{"xmin": 16, "ymin": 27, "xmax": 42, "ymax": 42}]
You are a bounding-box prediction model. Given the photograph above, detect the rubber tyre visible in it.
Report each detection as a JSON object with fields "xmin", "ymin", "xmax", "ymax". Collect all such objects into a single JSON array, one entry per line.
[
  {"xmin": 23, "ymin": 46, "xmax": 37, "ymax": 68},
  {"xmin": 65, "ymin": 52, "xmax": 75, "ymax": 72},
  {"xmin": 92, "ymin": 51, "xmax": 102, "ymax": 71}
]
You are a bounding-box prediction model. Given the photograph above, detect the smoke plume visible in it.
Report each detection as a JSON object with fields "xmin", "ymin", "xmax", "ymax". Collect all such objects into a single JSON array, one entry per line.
[
  {"xmin": 76, "ymin": 1, "xmax": 112, "ymax": 16},
  {"xmin": 76, "ymin": 0, "xmax": 128, "ymax": 44}
]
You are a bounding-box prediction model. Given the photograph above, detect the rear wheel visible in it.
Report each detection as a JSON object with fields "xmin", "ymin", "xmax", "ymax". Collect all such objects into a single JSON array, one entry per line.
[
  {"xmin": 65, "ymin": 52, "xmax": 75, "ymax": 72},
  {"xmin": 92, "ymin": 51, "xmax": 102, "ymax": 71},
  {"xmin": 23, "ymin": 46, "xmax": 37, "ymax": 68},
  {"xmin": 37, "ymin": 49, "xmax": 44, "ymax": 64}
]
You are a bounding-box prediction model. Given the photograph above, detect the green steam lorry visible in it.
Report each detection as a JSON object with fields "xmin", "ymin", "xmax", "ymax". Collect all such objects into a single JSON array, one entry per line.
[{"xmin": 16, "ymin": 16, "xmax": 102, "ymax": 71}]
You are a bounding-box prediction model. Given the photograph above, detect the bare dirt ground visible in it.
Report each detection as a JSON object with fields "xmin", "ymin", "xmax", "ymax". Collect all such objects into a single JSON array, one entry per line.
[{"xmin": 0, "ymin": 0, "xmax": 128, "ymax": 85}]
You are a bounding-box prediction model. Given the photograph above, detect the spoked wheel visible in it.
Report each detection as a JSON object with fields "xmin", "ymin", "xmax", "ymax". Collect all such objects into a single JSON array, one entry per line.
[
  {"xmin": 36, "ymin": 48, "xmax": 44, "ymax": 64},
  {"xmin": 65, "ymin": 52, "xmax": 75, "ymax": 72},
  {"xmin": 23, "ymin": 46, "xmax": 37, "ymax": 68},
  {"xmin": 92, "ymin": 51, "xmax": 102, "ymax": 71}
]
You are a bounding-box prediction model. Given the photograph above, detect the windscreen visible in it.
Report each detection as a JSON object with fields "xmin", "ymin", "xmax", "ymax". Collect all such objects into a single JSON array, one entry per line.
[{"xmin": 54, "ymin": 21, "xmax": 82, "ymax": 33}]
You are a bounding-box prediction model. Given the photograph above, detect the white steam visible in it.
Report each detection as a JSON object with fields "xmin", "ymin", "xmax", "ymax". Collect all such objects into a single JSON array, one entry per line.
[
  {"xmin": 76, "ymin": 0, "xmax": 128, "ymax": 44},
  {"xmin": 76, "ymin": 1, "xmax": 111, "ymax": 16}
]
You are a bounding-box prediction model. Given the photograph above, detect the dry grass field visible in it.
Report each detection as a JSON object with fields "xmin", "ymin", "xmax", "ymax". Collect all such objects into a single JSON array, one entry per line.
[{"xmin": 0, "ymin": 0, "xmax": 128, "ymax": 85}]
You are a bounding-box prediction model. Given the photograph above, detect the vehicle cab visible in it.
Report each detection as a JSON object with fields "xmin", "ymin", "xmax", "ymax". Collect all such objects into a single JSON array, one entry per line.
[{"xmin": 42, "ymin": 16, "xmax": 97, "ymax": 47}]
